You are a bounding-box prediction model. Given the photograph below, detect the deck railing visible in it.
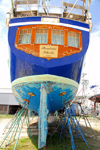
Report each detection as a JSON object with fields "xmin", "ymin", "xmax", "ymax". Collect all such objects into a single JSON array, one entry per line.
[{"xmin": 6, "ymin": 0, "xmax": 92, "ymax": 31}]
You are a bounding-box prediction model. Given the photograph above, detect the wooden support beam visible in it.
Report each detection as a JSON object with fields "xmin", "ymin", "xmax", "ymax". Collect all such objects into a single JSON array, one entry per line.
[
  {"xmin": 16, "ymin": 10, "xmax": 37, "ymax": 16},
  {"xmin": 81, "ymin": 0, "xmax": 86, "ymax": 2},
  {"xmin": 63, "ymin": 2, "xmax": 85, "ymax": 10},
  {"xmin": 63, "ymin": 12, "xmax": 85, "ymax": 21},
  {"xmin": 15, "ymin": 0, "xmax": 38, "ymax": 5}
]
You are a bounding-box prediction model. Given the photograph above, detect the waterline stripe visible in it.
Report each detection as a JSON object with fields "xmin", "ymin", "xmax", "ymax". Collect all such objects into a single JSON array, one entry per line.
[
  {"xmin": 12, "ymin": 74, "xmax": 79, "ymax": 88},
  {"xmin": 9, "ymin": 21, "xmax": 89, "ymax": 32}
]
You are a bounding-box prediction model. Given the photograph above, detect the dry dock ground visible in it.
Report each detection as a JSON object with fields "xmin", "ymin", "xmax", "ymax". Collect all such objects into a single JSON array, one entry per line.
[{"xmin": 0, "ymin": 116, "xmax": 100, "ymax": 150}]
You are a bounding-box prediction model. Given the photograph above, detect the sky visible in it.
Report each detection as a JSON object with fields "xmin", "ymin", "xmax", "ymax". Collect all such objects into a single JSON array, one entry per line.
[{"xmin": 0, "ymin": 0, "xmax": 100, "ymax": 91}]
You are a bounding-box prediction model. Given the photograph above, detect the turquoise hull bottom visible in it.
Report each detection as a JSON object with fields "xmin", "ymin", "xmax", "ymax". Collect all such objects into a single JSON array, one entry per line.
[{"xmin": 12, "ymin": 75, "xmax": 78, "ymax": 148}]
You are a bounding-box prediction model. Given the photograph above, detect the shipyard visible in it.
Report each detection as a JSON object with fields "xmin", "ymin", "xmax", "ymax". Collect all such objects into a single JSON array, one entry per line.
[{"xmin": 0, "ymin": 0, "xmax": 100, "ymax": 150}]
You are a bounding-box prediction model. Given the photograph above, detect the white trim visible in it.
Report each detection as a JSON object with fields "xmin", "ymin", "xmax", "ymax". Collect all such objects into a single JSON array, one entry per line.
[
  {"xmin": 9, "ymin": 21, "xmax": 89, "ymax": 32},
  {"xmin": 12, "ymin": 74, "xmax": 79, "ymax": 88}
]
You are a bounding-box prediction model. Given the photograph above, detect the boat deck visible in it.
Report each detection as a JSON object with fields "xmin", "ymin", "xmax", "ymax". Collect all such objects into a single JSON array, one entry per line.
[{"xmin": 10, "ymin": 0, "xmax": 89, "ymax": 22}]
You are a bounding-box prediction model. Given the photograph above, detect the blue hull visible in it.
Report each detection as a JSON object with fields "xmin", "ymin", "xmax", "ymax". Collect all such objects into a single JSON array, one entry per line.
[{"xmin": 10, "ymin": 51, "xmax": 84, "ymax": 83}]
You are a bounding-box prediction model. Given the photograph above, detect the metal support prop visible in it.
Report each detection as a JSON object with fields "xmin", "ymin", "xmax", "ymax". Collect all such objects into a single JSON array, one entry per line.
[
  {"xmin": 14, "ymin": 109, "xmax": 28, "ymax": 150},
  {"xmin": 70, "ymin": 108, "xmax": 90, "ymax": 150},
  {"xmin": 59, "ymin": 112, "xmax": 66, "ymax": 143},
  {"xmin": 25, "ymin": 111, "xmax": 32, "ymax": 141},
  {"xmin": 3, "ymin": 109, "xmax": 19, "ymax": 132},
  {"xmin": 12, "ymin": 115, "xmax": 22, "ymax": 143},
  {"xmin": 6, "ymin": 109, "xmax": 26, "ymax": 146},
  {"xmin": 67, "ymin": 109, "xmax": 80, "ymax": 139},
  {"xmin": 0, "ymin": 108, "xmax": 25, "ymax": 147},
  {"xmin": 66, "ymin": 109, "xmax": 76, "ymax": 150},
  {"xmin": 59, "ymin": 108, "xmax": 75, "ymax": 150},
  {"xmin": 79, "ymin": 104, "xmax": 96, "ymax": 137},
  {"xmin": 0, "ymin": 108, "xmax": 35, "ymax": 150},
  {"xmin": 0, "ymin": 108, "xmax": 34, "ymax": 150},
  {"xmin": 63, "ymin": 120, "xmax": 68, "ymax": 137},
  {"xmin": 70, "ymin": 108, "xmax": 85, "ymax": 137},
  {"xmin": 59, "ymin": 107, "xmax": 90, "ymax": 150}
]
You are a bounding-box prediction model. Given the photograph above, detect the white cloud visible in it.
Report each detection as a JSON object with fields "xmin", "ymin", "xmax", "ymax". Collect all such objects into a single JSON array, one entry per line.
[
  {"xmin": 0, "ymin": 1, "xmax": 11, "ymax": 88},
  {"xmin": 82, "ymin": 27, "xmax": 100, "ymax": 85}
]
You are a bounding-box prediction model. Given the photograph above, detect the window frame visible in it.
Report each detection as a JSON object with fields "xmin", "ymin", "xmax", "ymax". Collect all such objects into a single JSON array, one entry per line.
[
  {"xmin": 18, "ymin": 28, "xmax": 32, "ymax": 45},
  {"xmin": 68, "ymin": 31, "xmax": 79, "ymax": 48},
  {"xmin": 51, "ymin": 29, "xmax": 64, "ymax": 45},
  {"xmin": 66, "ymin": 28, "xmax": 82, "ymax": 51},
  {"xmin": 35, "ymin": 28, "xmax": 48, "ymax": 44}
]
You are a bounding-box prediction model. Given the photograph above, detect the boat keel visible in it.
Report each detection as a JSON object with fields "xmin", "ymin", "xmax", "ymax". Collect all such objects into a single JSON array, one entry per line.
[{"xmin": 38, "ymin": 84, "xmax": 48, "ymax": 149}]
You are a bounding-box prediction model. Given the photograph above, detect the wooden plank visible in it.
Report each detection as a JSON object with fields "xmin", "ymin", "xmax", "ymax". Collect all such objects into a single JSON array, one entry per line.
[
  {"xmin": 81, "ymin": 0, "xmax": 86, "ymax": 2},
  {"xmin": 16, "ymin": 10, "xmax": 37, "ymax": 16},
  {"xmin": 63, "ymin": 2, "xmax": 85, "ymax": 10},
  {"xmin": 15, "ymin": 0, "xmax": 38, "ymax": 5},
  {"xmin": 63, "ymin": 12, "xmax": 85, "ymax": 21},
  {"xmin": 17, "ymin": 10, "xmax": 37, "ymax": 13}
]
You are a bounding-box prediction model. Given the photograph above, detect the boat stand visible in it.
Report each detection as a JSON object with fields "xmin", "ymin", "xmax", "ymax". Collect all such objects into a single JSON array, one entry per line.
[
  {"xmin": 78, "ymin": 103, "xmax": 97, "ymax": 138},
  {"xmin": 59, "ymin": 106, "xmax": 90, "ymax": 150},
  {"xmin": 0, "ymin": 108, "xmax": 34, "ymax": 150}
]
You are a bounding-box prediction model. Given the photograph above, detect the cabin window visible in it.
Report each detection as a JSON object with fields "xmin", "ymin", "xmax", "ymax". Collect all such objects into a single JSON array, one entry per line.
[
  {"xmin": 35, "ymin": 29, "xmax": 48, "ymax": 44},
  {"xmin": 18, "ymin": 29, "xmax": 32, "ymax": 44},
  {"xmin": 68, "ymin": 31, "xmax": 79, "ymax": 48},
  {"xmin": 52, "ymin": 29, "xmax": 64, "ymax": 45}
]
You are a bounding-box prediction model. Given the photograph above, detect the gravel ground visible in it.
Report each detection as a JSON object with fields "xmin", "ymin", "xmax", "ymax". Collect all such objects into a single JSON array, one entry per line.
[
  {"xmin": 0, "ymin": 117, "xmax": 39, "ymax": 139},
  {"xmin": 0, "ymin": 116, "xmax": 55, "ymax": 139},
  {"xmin": 0, "ymin": 118, "xmax": 10, "ymax": 137}
]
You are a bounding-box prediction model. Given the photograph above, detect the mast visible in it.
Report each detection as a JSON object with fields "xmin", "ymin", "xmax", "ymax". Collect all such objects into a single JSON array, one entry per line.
[
  {"xmin": 42, "ymin": 0, "xmax": 49, "ymax": 15},
  {"xmin": 11, "ymin": 0, "xmax": 14, "ymax": 17},
  {"xmin": 87, "ymin": 0, "xmax": 91, "ymax": 11},
  {"xmin": 26, "ymin": 0, "xmax": 34, "ymax": 16},
  {"xmin": 85, "ymin": 0, "xmax": 91, "ymax": 20},
  {"xmin": 82, "ymin": 0, "xmax": 86, "ymax": 15}
]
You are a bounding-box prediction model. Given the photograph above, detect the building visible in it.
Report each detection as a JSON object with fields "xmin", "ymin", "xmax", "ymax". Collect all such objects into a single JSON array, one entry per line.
[{"xmin": 0, "ymin": 88, "xmax": 19, "ymax": 114}]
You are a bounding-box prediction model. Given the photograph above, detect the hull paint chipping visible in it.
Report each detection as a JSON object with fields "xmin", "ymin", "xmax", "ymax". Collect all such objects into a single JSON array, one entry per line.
[{"xmin": 12, "ymin": 75, "xmax": 78, "ymax": 114}]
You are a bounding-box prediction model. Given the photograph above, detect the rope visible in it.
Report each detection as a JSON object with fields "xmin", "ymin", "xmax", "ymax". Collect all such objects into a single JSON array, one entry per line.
[
  {"xmin": 67, "ymin": 87, "xmax": 83, "ymax": 110},
  {"xmin": 26, "ymin": 0, "xmax": 34, "ymax": 16},
  {"xmin": 66, "ymin": 0, "xmax": 79, "ymax": 18}
]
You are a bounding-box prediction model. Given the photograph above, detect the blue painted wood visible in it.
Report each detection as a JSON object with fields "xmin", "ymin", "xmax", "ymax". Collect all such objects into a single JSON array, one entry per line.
[
  {"xmin": 12, "ymin": 81, "xmax": 77, "ymax": 113},
  {"xmin": 38, "ymin": 84, "xmax": 48, "ymax": 149},
  {"xmin": 10, "ymin": 52, "xmax": 84, "ymax": 83}
]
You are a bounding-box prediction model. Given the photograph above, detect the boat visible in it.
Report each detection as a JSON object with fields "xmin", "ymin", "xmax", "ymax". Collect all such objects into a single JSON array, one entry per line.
[
  {"xmin": 89, "ymin": 94, "xmax": 100, "ymax": 103},
  {"xmin": 7, "ymin": 0, "xmax": 92, "ymax": 148}
]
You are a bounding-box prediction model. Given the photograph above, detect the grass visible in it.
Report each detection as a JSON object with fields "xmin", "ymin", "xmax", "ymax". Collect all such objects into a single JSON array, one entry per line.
[
  {"xmin": 0, "ymin": 114, "xmax": 14, "ymax": 118},
  {"xmin": 1, "ymin": 133, "xmax": 94, "ymax": 150}
]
